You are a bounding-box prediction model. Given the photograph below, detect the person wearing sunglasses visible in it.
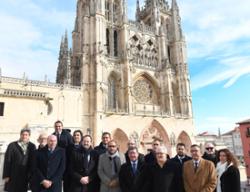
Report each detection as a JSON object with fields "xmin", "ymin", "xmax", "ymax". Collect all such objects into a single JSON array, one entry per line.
[
  {"xmin": 202, "ymin": 142, "xmax": 218, "ymax": 166},
  {"xmin": 97, "ymin": 140, "xmax": 126, "ymax": 192}
]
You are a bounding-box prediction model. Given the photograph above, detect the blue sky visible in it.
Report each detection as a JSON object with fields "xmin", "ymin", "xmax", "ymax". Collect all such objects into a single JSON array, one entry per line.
[{"xmin": 0, "ymin": 0, "xmax": 249, "ymax": 134}]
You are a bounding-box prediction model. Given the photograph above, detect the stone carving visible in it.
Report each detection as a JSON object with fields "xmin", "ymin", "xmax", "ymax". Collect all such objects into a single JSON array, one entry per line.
[
  {"xmin": 129, "ymin": 131, "xmax": 139, "ymax": 147},
  {"xmin": 128, "ymin": 35, "xmax": 158, "ymax": 69},
  {"xmin": 133, "ymin": 79, "xmax": 153, "ymax": 103}
]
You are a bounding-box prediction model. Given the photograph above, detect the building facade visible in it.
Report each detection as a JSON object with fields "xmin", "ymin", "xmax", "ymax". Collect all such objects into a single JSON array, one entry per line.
[
  {"xmin": 56, "ymin": 0, "xmax": 195, "ymax": 154},
  {"xmin": 0, "ymin": 0, "xmax": 195, "ymax": 155},
  {"xmin": 0, "ymin": 75, "xmax": 82, "ymax": 145},
  {"xmin": 195, "ymin": 131, "xmax": 227, "ymax": 153},
  {"xmin": 238, "ymin": 119, "xmax": 250, "ymax": 184},
  {"xmin": 221, "ymin": 127, "xmax": 244, "ymax": 162}
]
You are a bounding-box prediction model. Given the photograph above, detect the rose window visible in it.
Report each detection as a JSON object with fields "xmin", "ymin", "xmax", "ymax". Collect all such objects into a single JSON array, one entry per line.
[{"xmin": 133, "ymin": 79, "xmax": 153, "ymax": 103}]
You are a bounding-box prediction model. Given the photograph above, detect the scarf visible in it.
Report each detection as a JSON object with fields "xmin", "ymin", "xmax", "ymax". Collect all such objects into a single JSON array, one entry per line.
[
  {"xmin": 108, "ymin": 151, "xmax": 120, "ymax": 176},
  {"xmin": 18, "ymin": 141, "xmax": 29, "ymax": 155},
  {"xmin": 216, "ymin": 162, "xmax": 232, "ymax": 192},
  {"xmin": 82, "ymin": 147, "xmax": 93, "ymax": 173}
]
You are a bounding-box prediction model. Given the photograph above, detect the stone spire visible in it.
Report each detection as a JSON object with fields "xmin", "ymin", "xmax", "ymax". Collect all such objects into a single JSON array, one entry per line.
[
  {"xmin": 123, "ymin": 0, "xmax": 128, "ymax": 22},
  {"xmin": 171, "ymin": 0, "xmax": 183, "ymax": 41},
  {"xmin": 136, "ymin": 0, "xmax": 140, "ymax": 22},
  {"xmin": 56, "ymin": 30, "xmax": 71, "ymax": 84},
  {"xmin": 59, "ymin": 36, "xmax": 64, "ymax": 56},
  {"xmin": 64, "ymin": 30, "xmax": 69, "ymax": 53}
]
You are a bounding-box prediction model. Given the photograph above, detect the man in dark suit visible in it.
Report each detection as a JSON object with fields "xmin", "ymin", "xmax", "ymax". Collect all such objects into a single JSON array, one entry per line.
[
  {"xmin": 171, "ymin": 143, "xmax": 191, "ymax": 166},
  {"xmin": 144, "ymin": 138, "xmax": 162, "ymax": 165},
  {"xmin": 34, "ymin": 135, "xmax": 65, "ymax": 192},
  {"xmin": 124, "ymin": 140, "xmax": 144, "ymax": 164},
  {"xmin": 94, "ymin": 132, "xmax": 111, "ymax": 155},
  {"xmin": 69, "ymin": 135, "xmax": 99, "ymax": 192},
  {"xmin": 52, "ymin": 120, "xmax": 73, "ymax": 192},
  {"xmin": 53, "ymin": 120, "xmax": 73, "ymax": 148},
  {"xmin": 119, "ymin": 147, "xmax": 145, "ymax": 192},
  {"xmin": 170, "ymin": 143, "xmax": 191, "ymax": 192},
  {"xmin": 30, "ymin": 133, "xmax": 48, "ymax": 192}
]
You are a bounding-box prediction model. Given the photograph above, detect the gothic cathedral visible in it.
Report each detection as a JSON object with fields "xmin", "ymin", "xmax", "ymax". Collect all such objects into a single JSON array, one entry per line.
[{"xmin": 56, "ymin": 0, "xmax": 195, "ymax": 154}]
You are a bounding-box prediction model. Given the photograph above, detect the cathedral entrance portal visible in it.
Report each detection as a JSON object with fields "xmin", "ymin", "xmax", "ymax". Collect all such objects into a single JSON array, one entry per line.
[
  {"xmin": 140, "ymin": 120, "xmax": 171, "ymax": 155},
  {"xmin": 177, "ymin": 131, "xmax": 192, "ymax": 154},
  {"xmin": 113, "ymin": 128, "xmax": 129, "ymax": 153}
]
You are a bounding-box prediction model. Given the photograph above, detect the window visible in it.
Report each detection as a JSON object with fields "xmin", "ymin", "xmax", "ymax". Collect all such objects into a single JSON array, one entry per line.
[
  {"xmin": 0, "ymin": 102, "xmax": 4, "ymax": 116},
  {"xmin": 108, "ymin": 77, "xmax": 116, "ymax": 109},
  {"xmin": 247, "ymin": 127, "xmax": 250, "ymax": 137},
  {"xmin": 106, "ymin": 29, "xmax": 110, "ymax": 55},
  {"xmin": 114, "ymin": 30, "xmax": 118, "ymax": 57},
  {"xmin": 105, "ymin": 1, "xmax": 110, "ymax": 20}
]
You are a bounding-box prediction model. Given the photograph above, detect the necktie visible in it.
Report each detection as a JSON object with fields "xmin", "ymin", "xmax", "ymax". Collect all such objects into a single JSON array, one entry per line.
[
  {"xmin": 132, "ymin": 162, "xmax": 137, "ymax": 175},
  {"xmin": 48, "ymin": 149, "xmax": 53, "ymax": 157},
  {"xmin": 194, "ymin": 161, "xmax": 198, "ymax": 172},
  {"xmin": 179, "ymin": 158, "xmax": 183, "ymax": 164},
  {"xmin": 57, "ymin": 133, "xmax": 60, "ymax": 142}
]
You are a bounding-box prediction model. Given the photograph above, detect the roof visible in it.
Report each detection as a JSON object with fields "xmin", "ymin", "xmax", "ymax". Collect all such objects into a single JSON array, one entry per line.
[
  {"xmin": 236, "ymin": 118, "xmax": 250, "ymax": 125},
  {"xmin": 222, "ymin": 127, "xmax": 240, "ymax": 136},
  {"xmin": 197, "ymin": 131, "xmax": 217, "ymax": 137}
]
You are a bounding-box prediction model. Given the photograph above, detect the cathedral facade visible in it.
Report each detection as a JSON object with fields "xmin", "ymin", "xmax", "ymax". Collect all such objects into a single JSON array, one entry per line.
[{"xmin": 56, "ymin": 0, "xmax": 195, "ymax": 154}]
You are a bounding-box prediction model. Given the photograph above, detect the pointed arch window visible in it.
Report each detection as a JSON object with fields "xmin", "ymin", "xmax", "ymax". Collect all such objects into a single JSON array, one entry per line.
[
  {"xmin": 106, "ymin": 28, "xmax": 110, "ymax": 55},
  {"xmin": 114, "ymin": 30, "xmax": 118, "ymax": 57},
  {"xmin": 105, "ymin": 0, "xmax": 110, "ymax": 20},
  {"xmin": 108, "ymin": 76, "xmax": 116, "ymax": 109}
]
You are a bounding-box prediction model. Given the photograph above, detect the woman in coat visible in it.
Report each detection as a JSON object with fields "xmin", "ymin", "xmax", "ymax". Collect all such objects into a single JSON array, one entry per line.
[
  {"xmin": 216, "ymin": 148, "xmax": 240, "ymax": 192},
  {"xmin": 64, "ymin": 130, "xmax": 83, "ymax": 192}
]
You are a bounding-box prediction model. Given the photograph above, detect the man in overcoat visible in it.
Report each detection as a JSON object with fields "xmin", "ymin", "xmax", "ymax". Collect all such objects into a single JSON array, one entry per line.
[
  {"xmin": 183, "ymin": 144, "xmax": 217, "ymax": 192},
  {"xmin": 2, "ymin": 128, "xmax": 36, "ymax": 192},
  {"xmin": 98, "ymin": 140, "xmax": 126, "ymax": 192},
  {"xmin": 170, "ymin": 143, "xmax": 192, "ymax": 192},
  {"xmin": 69, "ymin": 135, "xmax": 99, "ymax": 192},
  {"xmin": 119, "ymin": 147, "xmax": 145, "ymax": 192},
  {"xmin": 34, "ymin": 135, "xmax": 65, "ymax": 192}
]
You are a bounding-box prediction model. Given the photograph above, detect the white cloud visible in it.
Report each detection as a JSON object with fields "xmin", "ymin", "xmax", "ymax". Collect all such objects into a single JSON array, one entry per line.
[
  {"xmin": 0, "ymin": 0, "xmax": 75, "ymax": 81},
  {"xmin": 179, "ymin": 0, "xmax": 250, "ymax": 89}
]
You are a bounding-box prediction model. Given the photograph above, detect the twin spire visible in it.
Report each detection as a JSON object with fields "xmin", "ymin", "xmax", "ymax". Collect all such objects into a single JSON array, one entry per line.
[{"xmin": 57, "ymin": 30, "xmax": 71, "ymax": 85}]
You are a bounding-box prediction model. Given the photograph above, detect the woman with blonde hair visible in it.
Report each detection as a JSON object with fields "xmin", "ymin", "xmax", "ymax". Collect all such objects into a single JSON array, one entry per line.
[{"xmin": 216, "ymin": 148, "xmax": 240, "ymax": 192}]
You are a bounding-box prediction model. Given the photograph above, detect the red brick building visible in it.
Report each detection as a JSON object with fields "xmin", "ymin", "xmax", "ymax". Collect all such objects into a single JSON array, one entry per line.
[{"xmin": 238, "ymin": 118, "xmax": 250, "ymax": 184}]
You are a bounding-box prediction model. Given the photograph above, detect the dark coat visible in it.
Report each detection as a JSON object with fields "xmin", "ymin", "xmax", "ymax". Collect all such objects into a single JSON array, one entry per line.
[
  {"xmin": 2, "ymin": 141, "xmax": 36, "ymax": 192},
  {"xmin": 220, "ymin": 166, "xmax": 241, "ymax": 192},
  {"xmin": 170, "ymin": 155, "xmax": 192, "ymax": 166},
  {"xmin": 125, "ymin": 151, "xmax": 145, "ymax": 164},
  {"xmin": 53, "ymin": 129, "xmax": 73, "ymax": 149},
  {"xmin": 202, "ymin": 152, "xmax": 218, "ymax": 166},
  {"xmin": 69, "ymin": 147, "xmax": 99, "ymax": 192},
  {"xmin": 119, "ymin": 159, "xmax": 145, "ymax": 192},
  {"xmin": 170, "ymin": 155, "xmax": 192, "ymax": 192},
  {"xmin": 64, "ymin": 144, "xmax": 81, "ymax": 192},
  {"xmin": 94, "ymin": 142, "xmax": 108, "ymax": 155},
  {"xmin": 144, "ymin": 151, "xmax": 156, "ymax": 165},
  {"xmin": 34, "ymin": 146, "xmax": 65, "ymax": 192},
  {"xmin": 146, "ymin": 161, "xmax": 182, "ymax": 192},
  {"xmin": 30, "ymin": 147, "xmax": 44, "ymax": 192}
]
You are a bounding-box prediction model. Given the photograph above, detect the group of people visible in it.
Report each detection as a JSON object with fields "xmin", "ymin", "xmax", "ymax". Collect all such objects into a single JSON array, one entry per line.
[{"xmin": 2, "ymin": 120, "xmax": 241, "ymax": 192}]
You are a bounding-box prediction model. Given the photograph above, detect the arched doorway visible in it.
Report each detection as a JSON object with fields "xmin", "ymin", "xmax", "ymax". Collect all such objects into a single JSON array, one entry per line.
[
  {"xmin": 113, "ymin": 128, "xmax": 129, "ymax": 153},
  {"xmin": 177, "ymin": 131, "xmax": 192, "ymax": 154},
  {"xmin": 140, "ymin": 120, "xmax": 171, "ymax": 155}
]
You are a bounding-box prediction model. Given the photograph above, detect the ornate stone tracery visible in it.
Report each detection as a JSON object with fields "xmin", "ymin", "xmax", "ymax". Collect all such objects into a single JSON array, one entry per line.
[{"xmin": 133, "ymin": 79, "xmax": 153, "ymax": 104}]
